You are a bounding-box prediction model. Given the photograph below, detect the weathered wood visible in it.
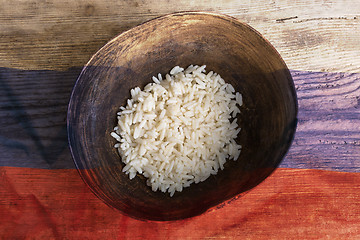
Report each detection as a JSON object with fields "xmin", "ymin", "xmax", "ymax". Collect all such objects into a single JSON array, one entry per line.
[
  {"xmin": 1, "ymin": 167, "xmax": 359, "ymax": 239},
  {"xmin": 0, "ymin": 67, "xmax": 80, "ymax": 169},
  {"xmin": 1, "ymin": 1, "xmax": 359, "ymax": 172},
  {"xmin": 0, "ymin": 0, "xmax": 359, "ymax": 236},
  {"xmin": 1, "ymin": 0, "xmax": 360, "ymax": 72},
  {"xmin": 281, "ymin": 70, "xmax": 360, "ymax": 172},
  {"xmin": 1, "ymin": 69, "xmax": 359, "ymax": 171}
]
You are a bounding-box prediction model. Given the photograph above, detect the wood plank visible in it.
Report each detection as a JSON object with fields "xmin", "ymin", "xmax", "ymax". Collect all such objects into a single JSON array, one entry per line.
[
  {"xmin": 1, "ymin": 167, "xmax": 359, "ymax": 239},
  {"xmin": 0, "ymin": 67, "xmax": 80, "ymax": 169},
  {"xmin": 281, "ymin": 70, "xmax": 360, "ymax": 172},
  {"xmin": 0, "ymin": 0, "xmax": 360, "ymax": 72},
  {"xmin": 1, "ymin": 0, "xmax": 359, "ymax": 238},
  {"xmin": 0, "ymin": 67, "xmax": 359, "ymax": 171}
]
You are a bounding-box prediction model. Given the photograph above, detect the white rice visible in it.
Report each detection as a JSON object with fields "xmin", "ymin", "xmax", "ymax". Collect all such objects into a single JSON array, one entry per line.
[{"xmin": 111, "ymin": 65, "xmax": 243, "ymax": 197}]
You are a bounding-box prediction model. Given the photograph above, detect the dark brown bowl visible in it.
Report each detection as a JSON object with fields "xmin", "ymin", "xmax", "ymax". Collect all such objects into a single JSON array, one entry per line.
[{"xmin": 67, "ymin": 12, "xmax": 298, "ymax": 221}]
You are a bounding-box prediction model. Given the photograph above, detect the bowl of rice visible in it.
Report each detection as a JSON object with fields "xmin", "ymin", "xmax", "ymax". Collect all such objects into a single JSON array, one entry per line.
[{"xmin": 67, "ymin": 12, "xmax": 298, "ymax": 221}]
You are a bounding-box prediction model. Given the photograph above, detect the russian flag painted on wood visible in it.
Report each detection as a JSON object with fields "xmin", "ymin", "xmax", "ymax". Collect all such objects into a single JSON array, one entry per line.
[{"xmin": 0, "ymin": 67, "xmax": 360, "ymax": 239}]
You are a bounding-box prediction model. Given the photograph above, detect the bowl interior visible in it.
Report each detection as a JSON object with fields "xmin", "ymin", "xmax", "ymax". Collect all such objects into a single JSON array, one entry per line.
[{"xmin": 67, "ymin": 12, "xmax": 297, "ymax": 221}]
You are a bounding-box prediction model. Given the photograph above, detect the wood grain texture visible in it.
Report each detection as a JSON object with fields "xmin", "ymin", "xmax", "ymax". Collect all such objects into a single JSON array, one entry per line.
[
  {"xmin": 1, "ymin": 0, "xmax": 360, "ymax": 72},
  {"xmin": 0, "ymin": 0, "xmax": 359, "ymax": 237},
  {"xmin": 281, "ymin": 70, "xmax": 360, "ymax": 172},
  {"xmin": 1, "ymin": 167, "xmax": 359, "ymax": 239},
  {"xmin": 1, "ymin": 67, "xmax": 359, "ymax": 172},
  {"xmin": 0, "ymin": 67, "xmax": 80, "ymax": 169}
]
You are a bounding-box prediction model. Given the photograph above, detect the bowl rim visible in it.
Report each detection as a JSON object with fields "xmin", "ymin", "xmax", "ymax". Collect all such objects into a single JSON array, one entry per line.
[{"xmin": 67, "ymin": 11, "xmax": 298, "ymax": 221}]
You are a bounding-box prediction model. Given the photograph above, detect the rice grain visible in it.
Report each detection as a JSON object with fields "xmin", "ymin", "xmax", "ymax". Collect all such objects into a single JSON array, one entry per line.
[{"xmin": 111, "ymin": 65, "xmax": 243, "ymax": 197}]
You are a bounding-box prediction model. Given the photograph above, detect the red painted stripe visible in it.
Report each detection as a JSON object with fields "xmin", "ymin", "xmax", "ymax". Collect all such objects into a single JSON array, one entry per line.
[{"xmin": 1, "ymin": 167, "xmax": 360, "ymax": 239}]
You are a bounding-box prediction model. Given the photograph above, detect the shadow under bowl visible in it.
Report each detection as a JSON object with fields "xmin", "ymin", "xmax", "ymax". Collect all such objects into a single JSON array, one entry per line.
[{"xmin": 67, "ymin": 12, "xmax": 298, "ymax": 221}]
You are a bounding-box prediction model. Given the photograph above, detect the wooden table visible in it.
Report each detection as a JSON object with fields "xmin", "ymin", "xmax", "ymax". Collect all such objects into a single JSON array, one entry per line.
[{"xmin": 1, "ymin": 1, "xmax": 359, "ymax": 239}]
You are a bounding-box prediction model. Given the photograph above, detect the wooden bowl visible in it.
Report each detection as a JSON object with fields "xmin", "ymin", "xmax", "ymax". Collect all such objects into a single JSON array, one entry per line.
[{"xmin": 67, "ymin": 12, "xmax": 298, "ymax": 221}]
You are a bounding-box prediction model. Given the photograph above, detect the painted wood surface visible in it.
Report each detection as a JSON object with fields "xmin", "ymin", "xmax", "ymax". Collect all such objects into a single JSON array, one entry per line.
[
  {"xmin": 1, "ymin": 0, "xmax": 360, "ymax": 72},
  {"xmin": 1, "ymin": 167, "xmax": 359, "ymax": 239},
  {"xmin": 284, "ymin": 70, "xmax": 360, "ymax": 172},
  {"xmin": 1, "ymin": 0, "xmax": 360, "ymax": 170},
  {"xmin": 1, "ymin": 0, "xmax": 360, "ymax": 238},
  {"xmin": 1, "ymin": 68, "xmax": 359, "ymax": 171}
]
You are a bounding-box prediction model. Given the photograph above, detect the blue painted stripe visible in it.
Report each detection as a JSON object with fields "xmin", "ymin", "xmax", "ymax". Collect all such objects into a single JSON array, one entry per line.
[{"xmin": 0, "ymin": 67, "xmax": 359, "ymax": 172}]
